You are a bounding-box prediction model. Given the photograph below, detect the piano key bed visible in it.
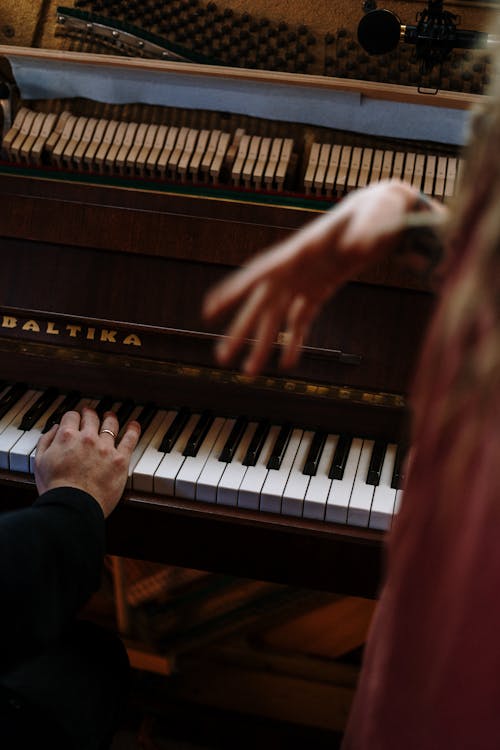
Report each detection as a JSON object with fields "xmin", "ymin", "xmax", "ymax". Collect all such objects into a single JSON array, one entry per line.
[{"xmin": 1, "ymin": 102, "xmax": 463, "ymax": 202}]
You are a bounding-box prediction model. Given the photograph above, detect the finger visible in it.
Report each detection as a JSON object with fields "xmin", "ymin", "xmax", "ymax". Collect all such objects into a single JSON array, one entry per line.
[
  {"xmin": 35, "ymin": 423, "xmax": 58, "ymax": 459},
  {"xmin": 98, "ymin": 410, "xmax": 120, "ymax": 442},
  {"xmin": 215, "ymin": 283, "xmax": 270, "ymax": 365},
  {"xmin": 58, "ymin": 409, "xmax": 81, "ymax": 432},
  {"xmin": 80, "ymin": 407, "xmax": 100, "ymax": 435},
  {"xmin": 242, "ymin": 300, "xmax": 285, "ymax": 376},
  {"xmin": 117, "ymin": 421, "xmax": 141, "ymax": 459},
  {"xmin": 280, "ymin": 297, "xmax": 317, "ymax": 370},
  {"xmin": 203, "ymin": 246, "xmax": 285, "ymax": 322}
]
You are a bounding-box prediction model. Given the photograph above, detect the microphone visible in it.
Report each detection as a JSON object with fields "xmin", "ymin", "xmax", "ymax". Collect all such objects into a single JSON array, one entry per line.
[{"xmin": 358, "ymin": 8, "xmax": 490, "ymax": 56}]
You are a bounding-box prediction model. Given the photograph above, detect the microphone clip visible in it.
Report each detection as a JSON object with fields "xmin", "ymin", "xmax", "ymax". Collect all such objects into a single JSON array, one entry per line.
[{"xmin": 411, "ymin": 0, "xmax": 460, "ymax": 73}]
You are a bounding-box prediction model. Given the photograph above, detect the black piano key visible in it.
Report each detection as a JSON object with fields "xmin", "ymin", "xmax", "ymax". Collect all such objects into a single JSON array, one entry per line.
[
  {"xmin": 42, "ymin": 391, "xmax": 81, "ymax": 433},
  {"xmin": 0, "ymin": 383, "xmax": 28, "ymax": 421},
  {"xmin": 0, "ymin": 381, "xmax": 7, "ymax": 393},
  {"xmin": 95, "ymin": 395, "xmax": 114, "ymax": 420},
  {"xmin": 115, "ymin": 399, "xmax": 135, "ymax": 429},
  {"xmin": 267, "ymin": 423, "xmax": 292, "ymax": 470},
  {"xmin": 135, "ymin": 402, "xmax": 157, "ymax": 433},
  {"xmin": 19, "ymin": 387, "xmax": 59, "ymax": 431},
  {"xmin": 183, "ymin": 410, "xmax": 213, "ymax": 457},
  {"xmin": 303, "ymin": 430, "xmax": 327, "ymax": 476},
  {"xmin": 219, "ymin": 415, "xmax": 248, "ymax": 462},
  {"xmin": 391, "ymin": 444, "xmax": 406, "ymax": 489},
  {"xmin": 242, "ymin": 419, "xmax": 270, "ymax": 466},
  {"xmin": 328, "ymin": 434, "xmax": 352, "ymax": 479},
  {"xmin": 159, "ymin": 407, "xmax": 191, "ymax": 452},
  {"xmin": 366, "ymin": 440, "xmax": 387, "ymax": 486}
]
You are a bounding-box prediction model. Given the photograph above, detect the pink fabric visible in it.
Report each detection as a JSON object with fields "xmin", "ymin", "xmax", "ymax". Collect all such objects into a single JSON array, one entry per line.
[{"xmin": 342, "ymin": 411, "xmax": 500, "ymax": 749}]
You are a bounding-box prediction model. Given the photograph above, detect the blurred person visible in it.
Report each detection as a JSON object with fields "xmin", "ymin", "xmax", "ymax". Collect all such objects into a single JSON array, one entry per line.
[{"xmin": 203, "ymin": 24, "xmax": 500, "ymax": 748}]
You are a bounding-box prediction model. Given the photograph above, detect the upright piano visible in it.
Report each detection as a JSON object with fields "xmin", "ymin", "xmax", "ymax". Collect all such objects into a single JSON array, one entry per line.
[{"xmin": 0, "ymin": 43, "xmax": 479, "ymax": 598}]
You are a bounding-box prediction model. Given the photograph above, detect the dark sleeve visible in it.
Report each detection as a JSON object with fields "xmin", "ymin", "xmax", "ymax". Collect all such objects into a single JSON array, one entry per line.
[{"xmin": 0, "ymin": 487, "xmax": 105, "ymax": 672}]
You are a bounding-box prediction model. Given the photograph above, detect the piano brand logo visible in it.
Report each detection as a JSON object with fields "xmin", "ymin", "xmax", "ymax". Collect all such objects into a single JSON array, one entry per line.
[{"xmin": 1, "ymin": 316, "xmax": 142, "ymax": 347}]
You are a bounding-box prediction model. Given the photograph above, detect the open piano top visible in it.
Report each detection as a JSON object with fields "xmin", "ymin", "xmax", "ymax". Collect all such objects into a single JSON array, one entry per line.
[{"xmin": 0, "ymin": 47, "xmax": 480, "ymax": 597}]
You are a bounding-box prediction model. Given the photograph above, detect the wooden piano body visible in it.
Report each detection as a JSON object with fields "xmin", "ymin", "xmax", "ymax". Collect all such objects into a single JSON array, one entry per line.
[{"xmin": 0, "ymin": 47, "xmax": 478, "ymax": 598}]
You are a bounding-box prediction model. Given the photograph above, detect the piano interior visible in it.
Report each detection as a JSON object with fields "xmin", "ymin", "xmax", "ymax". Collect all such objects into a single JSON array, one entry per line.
[{"xmin": 0, "ymin": 0, "xmax": 489, "ymax": 742}]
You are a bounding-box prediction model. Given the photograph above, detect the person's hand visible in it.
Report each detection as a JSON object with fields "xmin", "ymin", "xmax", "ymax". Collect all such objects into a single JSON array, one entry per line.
[
  {"xmin": 203, "ymin": 180, "xmax": 432, "ymax": 376},
  {"xmin": 35, "ymin": 408, "xmax": 141, "ymax": 518}
]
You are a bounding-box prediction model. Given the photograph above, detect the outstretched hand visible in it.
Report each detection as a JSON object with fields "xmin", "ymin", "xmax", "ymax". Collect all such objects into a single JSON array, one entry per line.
[
  {"xmin": 203, "ymin": 180, "xmax": 423, "ymax": 375},
  {"xmin": 35, "ymin": 408, "xmax": 141, "ymax": 518}
]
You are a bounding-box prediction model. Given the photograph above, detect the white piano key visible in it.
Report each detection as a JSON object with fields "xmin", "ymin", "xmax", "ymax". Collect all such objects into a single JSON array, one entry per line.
[
  {"xmin": 252, "ymin": 136, "xmax": 272, "ymax": 188},
  {"xmin": 444, "ymin": 156, "xmax": 457, "ymax": 199},
  {"xmin": 260, "ymin": 428, "xmax": 303, "ymax": 514},
  {"xmin": 391, "ymin": 151, "xmax": 405, "ymax": 181},
  {"xmin": 304, "ymin": 142, "xmax": 320, "ymax": 193},
  {"xmin": 44, "ymin": 111, "xmax": 72, "ymax": 155},
  {"xmin": 217, "ymin": 422, "xmax": 259, "ymax": 506},
  {"xmin": 125, "ymin": 122, "xmax": 150, "ymax": 172},
  {"xmin": 132, "ymin": 410, "xmax": 177, "ymax": 492},
  {"xmin": 237, "ymin": 425, "xmax": 281, "ymax": 510},
  {"xmin": 368, "ymin": 148, "xmax": 383, "ymax": 183},
  {"xmin": 177, "ymin": 128, "xmax": 200, "ymax": 181},
  {"xmin": 2, "ymin": 107, "xmax": 31, "ymax": 155},
  {"xmin": 242, "ymin": 134, "xmax": 262, "ymax": 188},
  {"xmin": 274, "ymin": 138, "xmax": 293, "ymax": 190},
  {"xmin": 347, "ymin": 439, "xmax": 376, "ymax": 527},
  {"xmin": 313, "ymin": 142, "xmax": 332, "ymax": 194},
  {"xmin": 72, "ymin": 117, "xmax": 98, "ymax": 168},
  {"xmin": 153, "ymin": 413, "xmax": 200, "ymax": 495},
  {"xmin": 114, "ymin": 121, "xmax": 139, "ymax": 172},
  {"xmin": 195, "ymin": 418, "xmax": 236, "ymax": 503},
  {"xmin": 0, "ymin": 390, "xmax": 42, "ymax": 469},
  {"xmin": 325, "ymin": 437, "xmax": 363, "ymax": 524},
  {"xmin": 30, "ymin": 112, "xmax": 58, "ymax": 165},
  {"xmin": 263, "ymin": 137, "xmax": 282, "ymax": 189},
  {"xmin": 324, "ymin": 143, "xmax": 341, "ymax": 195},
  {"xmin": 0, "ymin": 388, "xmax": 40, "ymax": 437},
  {"xmin": 434, "ymin": 155, "xmax": 448, "ymax": 200},
  {"xmin": 281, "ymin": 430, "xmax": 315, "ymax": 517},
  {"xmin": 167, "ymin": 126, "xmax": 190, "ymax": 176},
  {"xmin": 356, "ymin": 147, "xmax": 373, "ymax": 189},
  {"xmin": 209, "ymin": 131, "xmax": 231, "ymax": 182},
  {"xmin": 175, "ymin": 417, "xmax": 225, "ymax": 499},
  {"xmin": 380, "ymin": 150, "xmax": 394, "ymax": 182},
  {"xmin": 423, "ymin": 154, "xmax": 436, "ymax": 196},
  {"xmin": 9, "ymin": 109, "xmax": 38, "ymax": 161},
  {"xmin": 19, "ymin": 111, "xmax": 48, "ymax": 162},
  {"xmin": 334, "ymin": 145, "xmax": 352, "ymax": 196},
  {"xmin": 402, "ymin": 152, "xmax": 416, "ymax": 186},
  {"xmin": 231, "ymin": 133, "xmax": 251, "ymax": 185},
  {"xmin": 9, "ymin": 393, "xmax": 68, "ymax": 473},
  {"xmin": 125, "ymin": 407, "xmax": 167, "ymax": 488},
  {"xmin": 412, "ymin": 153, "xmax": 426, "ymax": 190},
  {"xmin": 369, "ymin": 443, "xmax": 398, "ymax": 531},
  {"xmin": 103, "ymin": 120, "xmax": 129, "ymax": 172},
  {"xmin": 188, "ymin": 128, "xmax": 210, "ymax": 180},
  {"xmin": 200, "ymin": 129, "xmax": 221, "ymax": 177},
  {"xmin": 303, "ymin": 433, "xmax": 338, "ymax": 520},
  {"xmin": 135, "ymin": 123, "xmax": 160, "ymax": 173},
  {"xmin": 346, "ymin": 145, "xmax": 362, "ymax": 192}
]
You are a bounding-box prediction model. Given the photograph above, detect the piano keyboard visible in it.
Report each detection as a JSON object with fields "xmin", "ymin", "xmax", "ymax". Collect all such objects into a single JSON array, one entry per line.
[
  {"xmin": 1, "ymin": 105, "xmax": 460, "ymax": 200},
  {"xmin": 0, "ymin": 382, "xmax": 404, "ymax": 532}
]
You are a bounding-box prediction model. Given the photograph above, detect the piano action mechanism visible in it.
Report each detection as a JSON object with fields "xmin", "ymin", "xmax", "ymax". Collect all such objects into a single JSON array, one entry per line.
[{"xmin": 0, "ymin": 47, "xmax": 479, "ymax": 598}]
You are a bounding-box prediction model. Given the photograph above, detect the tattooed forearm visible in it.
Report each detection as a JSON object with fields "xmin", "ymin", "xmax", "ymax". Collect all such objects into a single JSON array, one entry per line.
[{"xmin": 394, "ymin": 192, "xmax": 447, "ymax": 287}]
